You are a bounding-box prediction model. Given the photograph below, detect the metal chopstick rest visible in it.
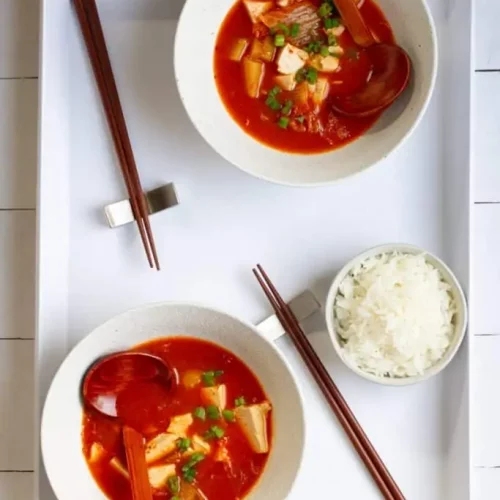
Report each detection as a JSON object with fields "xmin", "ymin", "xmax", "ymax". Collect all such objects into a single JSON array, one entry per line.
[
  {"xmin": 257, "ymin": 290, "xmax": 321, "ymax": 342},
  {"xmin": 104, "ymin": 183, "xmax": 179, "ymax": 228}
]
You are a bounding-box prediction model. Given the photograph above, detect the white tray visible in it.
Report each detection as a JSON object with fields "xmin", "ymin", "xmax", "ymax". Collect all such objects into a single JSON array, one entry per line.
[{"xmin": 36, "ymin": 0, "xmax": 474, "ymax": 499}]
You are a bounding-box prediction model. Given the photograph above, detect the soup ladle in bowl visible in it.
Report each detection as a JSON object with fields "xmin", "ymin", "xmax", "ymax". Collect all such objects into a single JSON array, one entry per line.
[
  {"xmin": 82, "ymin": 351, "xmax": 177, "ymax": 418},
  {"xmin": 82, "ymin": 351, "xmax": 178, "ymax": 500},
  {"xmin": 331, "ymin": 0, "xmax": 411, "ymax": 117}
]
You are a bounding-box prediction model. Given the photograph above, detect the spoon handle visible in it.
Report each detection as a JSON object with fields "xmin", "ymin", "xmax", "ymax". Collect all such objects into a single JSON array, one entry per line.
[
  {"xmin": 332, "ymin": 0, "xmax": 375, "ymax": 47},
  {"xmin": 123, "ymin": 426, "xmax": 153, "ymax": 500}
]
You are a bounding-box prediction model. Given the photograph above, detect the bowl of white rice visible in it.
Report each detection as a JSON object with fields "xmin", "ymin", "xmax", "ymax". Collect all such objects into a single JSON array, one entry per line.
[{"xmin": 325, "ymin": 244, "xmax": 467, "ymax": 386}]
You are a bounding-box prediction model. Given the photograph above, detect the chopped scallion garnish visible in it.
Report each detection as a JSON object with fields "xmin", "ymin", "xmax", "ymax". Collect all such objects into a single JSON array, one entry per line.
[
  {"xmin": 290, "ymin": 23, "xmax": 300, "ymax": 37},
  {"xmin": 269, "ymin": 86, "xmax": 281, "ymax": 97},
  {"xmin": 201, "ymin": 370, "xmax": 223, "ymax": 387},
  {"xmin": 222, "ymin": 409, "xmax": 236, "ymax": 422},
  {"xmin": 306, "ymin": 67, "xmax": 318, "ymax": 84},
  {"xmin": 274, "ymin": 33, "xmax": 286, "ymax": 47},
  {"xmin": 281, "ymin": 99, "xmax": 293, "ymax": 116},
  {"xmin": 167, "ymin": 475, "xmax": 181, "ymax": 494},
  {"xmin": 207, "ymin": 405, "xmax": 221, "ymax": 420},
  {"xmin": 324, "ymin": 17, "xmax": 340, "ymax": 29},
  {"xmin": 328, "ymin": 33, "xmax": 338, "ymax": 46},
  {"xmin": 265, "ymin": 95, "xmax": 282, "ymax": 111},
  {"xmin": 204, "ymin": 425, "xmax": 225, "ymax": 440},
  {"xmin": 275, "ymin": 22, "xmax": 290, "ymax": 35},
  {"xmin": 278, "ymin": 117, "xmax": 290, "ymax": 129},
  {"xmin": 318, "ymin": 2, "xmax": 333, "ymax": 17},
  {"xmin": 320, "ymin": 46, "xmax": 330, "ymax": 57},
  {"xmin": 234, "ymin": 396, "xmax": 246, "ymax": 407},
  {"xmin": 193, "ymin": 406, "xmax": 206, "ymax": 421},
  {"xmin": 182, "ymin": 452, "xmax": 205, "ymax": 471},
  {"xmin": 176, "ymin": 437, "xmax": 191, "ymax": 453}
]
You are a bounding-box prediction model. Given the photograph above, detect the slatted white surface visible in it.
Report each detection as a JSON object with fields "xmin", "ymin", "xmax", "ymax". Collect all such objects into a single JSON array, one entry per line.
[{"xmin": 0, "ymin": 0, "xmax": 498, "ymax": 498}]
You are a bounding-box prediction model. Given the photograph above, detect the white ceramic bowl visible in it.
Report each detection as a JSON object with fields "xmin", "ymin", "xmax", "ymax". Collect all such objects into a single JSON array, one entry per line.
[
  {"xmin": 174, "ymin": 0, "xmax": 437, "ymax": 186},
  {"xmin": 325, "ymin": 244, "xmax": 468, "ymax": 386},
  {"xmin": 41, "ymin": 303, "xmax": 305, "ymax": 499}
]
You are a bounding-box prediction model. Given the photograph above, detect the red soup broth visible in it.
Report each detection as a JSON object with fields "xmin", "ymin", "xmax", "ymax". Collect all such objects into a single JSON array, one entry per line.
[
  {"xmin": 214, "ymin": 0, "xmax": 395, "ymax": 154},
  {"xmin": 82, "ymin": 337, "xmax": 272, "ymax": 500}
]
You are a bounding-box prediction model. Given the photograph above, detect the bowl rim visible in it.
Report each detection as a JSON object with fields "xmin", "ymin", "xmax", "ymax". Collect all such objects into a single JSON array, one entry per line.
[
  {"xmin": 324, "ymin": 243, "xmax": 468, "ymax": 386},
  {"xmin": 41, "ymin": 301, "xmax": 307, "ymax": 500},
  {"xmin": 173, "ymin": 0, "xmax": 439, "ymax": 188}
]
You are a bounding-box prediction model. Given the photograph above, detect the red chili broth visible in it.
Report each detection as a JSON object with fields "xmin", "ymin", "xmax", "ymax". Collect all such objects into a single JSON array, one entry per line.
[
  {"xmin": 214, "ymin": 0, "xmax": 396, "ymax": 154},
  {"xmin": 82, "ymin": 337, "xmax": 272, "ymax": 500}
]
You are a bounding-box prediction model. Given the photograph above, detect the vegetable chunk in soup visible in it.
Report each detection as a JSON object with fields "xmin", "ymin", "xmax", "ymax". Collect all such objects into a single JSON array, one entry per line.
[
  {"xmin": 214, "ymin": 0, "xmax": 396, "ymax": 153},
  {"xmin": 82, "ymin": 337, "xmax": 272, "ymax": 500}
]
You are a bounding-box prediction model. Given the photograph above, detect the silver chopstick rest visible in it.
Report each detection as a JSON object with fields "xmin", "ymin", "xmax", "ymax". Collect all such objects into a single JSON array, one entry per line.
[
  {"xmin": 104, "ymin": 183, "xmax": 179, "ymax": 228},
  {"xmin": 257, "ymin": 290, "xmax": 321, "ymax": 342}
]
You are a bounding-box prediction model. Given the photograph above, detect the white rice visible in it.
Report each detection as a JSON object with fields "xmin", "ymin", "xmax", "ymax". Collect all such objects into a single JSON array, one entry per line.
[{"xmin": 334, "ymin": 252, "xmax": 456, "ymax": 378}]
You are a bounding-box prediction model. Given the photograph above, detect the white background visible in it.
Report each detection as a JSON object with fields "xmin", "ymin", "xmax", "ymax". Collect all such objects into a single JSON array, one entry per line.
[{"xmin": 0, "ymin": 0, "xmax": 499, "ymax": 498}]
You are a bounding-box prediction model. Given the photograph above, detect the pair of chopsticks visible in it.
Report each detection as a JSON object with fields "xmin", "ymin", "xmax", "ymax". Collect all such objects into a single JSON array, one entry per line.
[
  {"xmin": 253, "ymin": 265, "xmax": 406, "ymax": 500},
  {"xmin": 73, "ymin": 0, "xmax": 160, "ymax": 270}
]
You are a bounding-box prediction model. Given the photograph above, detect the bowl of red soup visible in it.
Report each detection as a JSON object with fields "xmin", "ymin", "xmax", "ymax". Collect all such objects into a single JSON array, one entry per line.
[
  {"xmin": 175, "ymin": 0, "xmax": 437, "ymax": 186},
  {"xmin": 41, "ymin": 303, "xmax": 305, "ymax": 499}
]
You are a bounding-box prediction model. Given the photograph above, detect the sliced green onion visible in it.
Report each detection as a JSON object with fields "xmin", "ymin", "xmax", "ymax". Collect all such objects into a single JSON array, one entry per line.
[
  {"xmin": 222, "ymin": 409, "xmax": 236, "ymax": 422},
  {"xmin": 176, "ymin": 437, "xmax": 191, "ymax": 453},
  {"xmin": 204, "ymin": 425, "xmax": 225, "ymax": 440},
  {"xmin": 172, "ymin": 497, "xmax": 181, "ymax": 500},
  {"xmin": 324, "ymin": 17, "xmax": 340, "ymax": 29},
  {"xmin": 182, "ymin": 452, "xmax": 205, "ymax": 471},
  {"xmin": 306, "ymin": 67, "xmax": 318, "ymax": 84},
  {"xmin": 328, "ymin": 33, "xmax": 338, "ymax": 46},
  {"xmin": 269, "ymin": 86, "xmax": 281, "ymax": 97},
  {"xmin": 234, "ymin": 396, "xmax": 246, "ymax": 407},
  {"xmin": 265, "ymin": 95, "xmax": 282, "ymax": 111},
  {"xmin": 193, "ymin": 406, "xmax": 206, "ymax": 421},
  {"xmin": 306, "ymin": 41, "xmax": 321, "ymax": 54},
  {"xmin": 295, "ymin": 69, "xmax": 306, "ymax": 83},
  {"xmin": 182, "ymin": 468, "xmax": 197, "ymax": 483},
  {"xmin": 167, "ymin": 475, "xmax": 181, "ymax": 494},
  {"xmin": 206, "ymin": 405, "xmax": 221, "ymax": 420},
  {"xmin": 201, "ymin": 370, "xmax": 223, "ymax": 387},
  {"xmin": 275, "ymin": 22, "xmax": 290, "ymax": 35},
  {"xmin": 274, "ymin": 33, "xmax": 286, "ymax": 47},
  {"xmin": 320, "ymin": 46, "xmax": 330, "ymax": 57},
  {"xmin": 290, "ymin": 23, "xmax": 300, "ymax": 37},
  {"xmin": 318, "ymin": 2, "xmax": 333, "ymax": 17},
  {"xmin": 281, "ymin": 99, "xmax": 294, "ymax": 116},
  {"xmin": 278, "ymin": 117, "xmax": 290, "ymax": 129}
]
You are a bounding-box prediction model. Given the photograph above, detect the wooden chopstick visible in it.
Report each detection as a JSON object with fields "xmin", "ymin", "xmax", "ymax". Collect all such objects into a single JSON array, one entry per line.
[
  {"xmin": 73, "ymin": 0, "xmax": 160, "ymax": 270},
  {"xmin": 123, "ymin": 426, "xmax": 153, "ymax": 500},
  {"xmin": 253, "ymin": 265, "xmax": 406, "ymax": 500}
]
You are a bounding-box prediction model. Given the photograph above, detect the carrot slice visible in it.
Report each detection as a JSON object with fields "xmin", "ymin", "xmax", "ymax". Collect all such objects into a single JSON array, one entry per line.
[
  {"xmin": 123, "ymin": 426, "xmax": 153, "ymax": 500},
  {"xmin": 332, "ymin": 0, "xmax": 375, "ymax": 47}
]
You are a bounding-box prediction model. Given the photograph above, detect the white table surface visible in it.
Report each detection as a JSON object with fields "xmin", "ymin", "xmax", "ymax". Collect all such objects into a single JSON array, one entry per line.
[{"xmin": 0, "ymin": 0, "xmax": 498, "ymax": 498}]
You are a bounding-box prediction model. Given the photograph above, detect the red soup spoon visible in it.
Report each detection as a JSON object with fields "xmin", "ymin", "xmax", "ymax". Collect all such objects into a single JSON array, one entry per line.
[
  {"xmin": 331, "ymin": 0, "xmax": 411, "ymax": 117},
  {"xmin": 82, "ymin": 352, "xmax": 178, "ymax": 500}
]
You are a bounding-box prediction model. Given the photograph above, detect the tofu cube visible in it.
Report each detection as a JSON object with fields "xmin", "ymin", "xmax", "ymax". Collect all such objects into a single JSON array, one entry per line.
[
  {"xmin": 274, "ymin": 73, "xmax": 297, "ymax": 91},
  {"xmin": 145, "ymin": 433, "xmax": 178, "ymax": 464},
  {"xmin": 243, "ymin": 0, "xmax": 273, "ymax": 23},
  {"xmin": 276, "ymin": 44, "xmax": 309, "ymax": 74},
  {"xmin": 310, "ymin": 54, "xmax": 340, "ymax": 73},
  {"xmin": 235, "ymin": 402, "xmax": 272, "ymax": 454},
  {"xmin": 148, "ymin": 463, "xmax": 176, "ymax": 489},
  {"xmin": 200, "ymin": 384, "xmax": 227, "ymax": 410},
  {"xmin": 326, "ymin": 24, "xmax": 346, "ymax": 37},
  {"xmin": 167, "ymin": 413, "xmax": 193, "ymax": 436},
  {"xmin": 328, "ymin": 45, "xmax": 344, "ymax": 56},
  {"xmin": 312, "ymin": 77, "xmax": 330, "ymax": 107}
]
